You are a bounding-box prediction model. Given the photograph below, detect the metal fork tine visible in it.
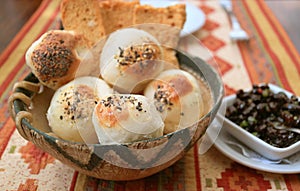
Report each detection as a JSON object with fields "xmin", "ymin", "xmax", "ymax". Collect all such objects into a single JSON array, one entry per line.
[{"xmin": 220, "ymin": 0, "xmax": 249, "ymax": 41}]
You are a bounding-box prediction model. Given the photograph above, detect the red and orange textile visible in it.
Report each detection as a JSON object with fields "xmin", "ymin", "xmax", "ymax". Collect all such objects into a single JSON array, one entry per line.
[{"xmin": 1, "ymin": 0, "xmax": 300, "ymax": 190}]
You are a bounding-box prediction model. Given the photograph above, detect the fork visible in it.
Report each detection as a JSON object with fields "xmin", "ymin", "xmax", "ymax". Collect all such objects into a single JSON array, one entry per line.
[
  {"xmin": 220, "ymin": 0, "xmax": 249, "ymax": 41},
  {"xmin": 273, "ymin": 125, "xmax": 300, "ymax": 134}
]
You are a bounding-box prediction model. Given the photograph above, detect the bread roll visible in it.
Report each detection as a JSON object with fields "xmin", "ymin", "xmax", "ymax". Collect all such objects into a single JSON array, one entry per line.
[
  {"xmin": 59, "ymin": 0, "xmax": 187, "ymax": 69},
  {"xmin": 92, "ymin": 94, "xmax": 164, "ymax": 144},
  {"xmin": 25, "ymin": 30, "xmax": 89, "ymax": 90},
  {"xmin": 47, "ymin": 76, "xmax": 113, "ymax": 143},
  {"xmin": 100, "ymin": 28, "xmax": 164, "ymax": 93},
  {"xmin": 144, "ymin": 69, "xmax": 204, "ymax": 134}
]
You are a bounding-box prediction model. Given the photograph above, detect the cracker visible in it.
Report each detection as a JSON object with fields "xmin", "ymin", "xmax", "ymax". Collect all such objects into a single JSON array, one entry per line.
[
  {"xmin": 99, "ymin": 0, "xmax": 139, "ymax": 34},
  {"xmin": 61, "ymin": 0, "xmax": 106, "ymax": 46},
  {"xmin": 133, "ymin": 4, "xmax": 186, "ymax": 67}
]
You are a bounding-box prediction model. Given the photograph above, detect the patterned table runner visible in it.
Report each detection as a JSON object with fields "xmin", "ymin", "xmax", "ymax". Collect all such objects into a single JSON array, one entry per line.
[{"xmin": 0, "ymin": 0, "xmax": 300, "ymax": 190}]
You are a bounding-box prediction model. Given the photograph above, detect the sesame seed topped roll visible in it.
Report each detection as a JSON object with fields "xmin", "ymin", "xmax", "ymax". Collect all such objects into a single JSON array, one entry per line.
[
  {"xmin": 26, "ymin": 30, "xmax": 89, "ymax": 90},
  {"xmin": 92, "ymin": 94, "xmax": 164, "ymax": 144},
  {"xmin": 100, "ymin": 28, "xmax": 164, "ymax": 93},
  {"xmin": 144, "ymin": 69, "xmax": 204, "ymax": 134},
  {"xmin": 47, "ymin": 76, "xmax": 113, "ymax": 143}
]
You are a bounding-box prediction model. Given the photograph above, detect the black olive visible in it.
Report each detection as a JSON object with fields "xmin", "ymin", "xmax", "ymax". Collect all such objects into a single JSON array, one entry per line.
[{"xmin": 226, "ymin": 84, "xmax": 300, "ymax": 148}]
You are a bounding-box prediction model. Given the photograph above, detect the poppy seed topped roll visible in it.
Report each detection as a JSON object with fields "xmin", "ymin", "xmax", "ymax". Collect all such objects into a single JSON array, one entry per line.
[
  {"xmin": 144, "ymin": 69, "xmax": 204, "ymax": 134},
  {"xmin": 47, "ymin": 76, "xmax": 113, "ymax": 143},
  {"xmin": 92, "ymin": 94, "xmax": 164, "ymax": 144},
  {"xmin": 25, "ymin": 30, "xmax": 89, "ymax": 90},
  {"xmin": 100, "ymin": 28, "xmax": 164, "ymax": 93}
]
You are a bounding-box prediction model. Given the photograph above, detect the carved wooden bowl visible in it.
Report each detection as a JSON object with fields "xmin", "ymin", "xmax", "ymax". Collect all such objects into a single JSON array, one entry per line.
[{"xmin": 9, "ymin": 51, "xmax": 223, "ymax": 181}]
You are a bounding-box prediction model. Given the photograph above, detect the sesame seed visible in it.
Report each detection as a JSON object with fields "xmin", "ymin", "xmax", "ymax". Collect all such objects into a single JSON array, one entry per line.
[
  {"xmin": 153, "ymin": 83, "xmax": 175, "ymax": 113},
  {"xmin": 114, "ymin": 44, "xmax": 159, "ymax": 68}
]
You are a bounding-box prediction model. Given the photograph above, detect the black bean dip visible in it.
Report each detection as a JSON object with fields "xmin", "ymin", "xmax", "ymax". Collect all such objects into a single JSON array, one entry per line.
[{"xmin": 225, "ymin": 84, "xmax": 300, "ymax": 148}]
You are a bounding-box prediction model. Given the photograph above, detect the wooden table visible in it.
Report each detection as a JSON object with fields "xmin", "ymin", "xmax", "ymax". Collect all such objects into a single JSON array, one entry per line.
[
  {"xmin": 1, "ymin": 0, "xmax": 300, "ymax": 54},
  {"xmin": 0, "ymin": 0, "xmax": 42, "ymax": 53}
]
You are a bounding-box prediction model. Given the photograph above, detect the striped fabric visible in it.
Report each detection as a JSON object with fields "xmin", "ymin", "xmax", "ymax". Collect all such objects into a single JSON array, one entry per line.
[{"xmin": 0, "ymin": 0, "xmax": 299, "ymax": 190}]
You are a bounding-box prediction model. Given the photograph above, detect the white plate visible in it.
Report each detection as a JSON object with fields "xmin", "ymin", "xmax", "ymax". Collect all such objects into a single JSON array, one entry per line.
[
  {"xmin": 140, "ymin": 0, "xmax": 206, "ymax": 37},
  {"xmin": 207, "ymin": 118, "xmax": 300, "ymax": 174},
  {"xmin": 219, "ymin": 84, "xmax": 300, "ymax": 160}
]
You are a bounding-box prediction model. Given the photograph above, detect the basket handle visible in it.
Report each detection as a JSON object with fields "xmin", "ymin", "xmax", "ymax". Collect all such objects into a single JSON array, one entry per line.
[{"xmin": 9, "ymin": 81, "xmax": 42, "ymax": 140}]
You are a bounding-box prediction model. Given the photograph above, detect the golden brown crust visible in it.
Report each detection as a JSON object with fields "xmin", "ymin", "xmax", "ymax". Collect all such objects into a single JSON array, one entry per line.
[
  {"xmin": 61, "ymin": 0, "xmax": 106, "ymax": 46},
  {"xmin": 133, "ymin": 4, "xmax": 186, "ymax": 29},
  {"xmin": 59, "ymin": 0, "xmax": 186, "ymax": 71},
  {"xmin": 26, "ymin": 30, "xmax": 83, "ymax": 90},
  {"xmin": 99, "ymin": 0, "xmax": 139, "ymax": 34},
  {"xmin": 133, "ymin": 4, "xmax": 186, "ymax": 68}
]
